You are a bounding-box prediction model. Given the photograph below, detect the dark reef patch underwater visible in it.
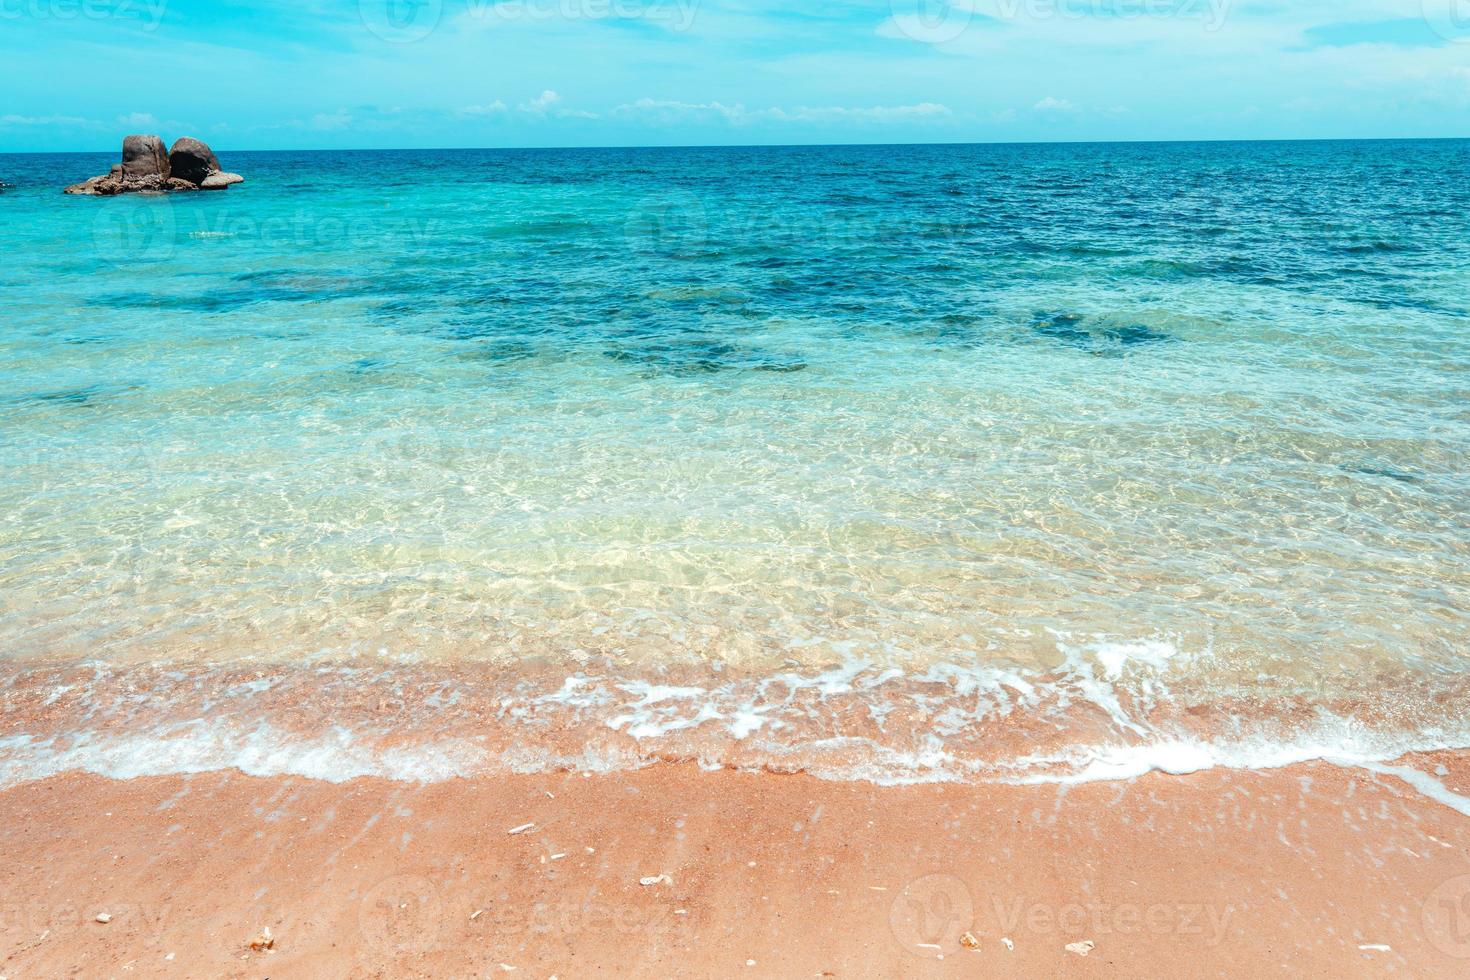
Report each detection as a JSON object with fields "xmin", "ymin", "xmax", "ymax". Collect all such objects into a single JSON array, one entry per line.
[{"xmin": 1031, "ymin": 311, "xmax": 1174, "ymax": 354}]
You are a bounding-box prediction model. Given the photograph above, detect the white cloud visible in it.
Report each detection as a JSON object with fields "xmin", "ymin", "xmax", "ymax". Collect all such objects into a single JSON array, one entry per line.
[
  {"xmin": 513, "ymin": 90, "xmax": 598, "ymax": 119},
  {"xmin": 519, "ymin": 90, "xmax": 562, "ymax": 114},
  {"xmin": 616, "ymin": 98, "xmax": 747, "ymax": 122},
  {"xmin": 781, "ymin": 103, "xmax": 952, "ymax": 122},
  {"xmin": 1033, "ymin": 96, "xmax": 1076, "ymax": 112},
  {"xmin": 459, "ymin": 101, "xmax": 508, "ymax": 116},
  {"xmin": 615, "ymin": 99, "xmax": 952, "ymax": 125},
  {"xmin": 117, "ymin": 112, "xmax": 161, "ymax": 129}
]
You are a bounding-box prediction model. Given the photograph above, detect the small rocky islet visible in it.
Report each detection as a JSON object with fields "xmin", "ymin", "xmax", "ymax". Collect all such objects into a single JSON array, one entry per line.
[{"xmin": 64, "ymin": 134, "xmax": 243, "ymax": 196}]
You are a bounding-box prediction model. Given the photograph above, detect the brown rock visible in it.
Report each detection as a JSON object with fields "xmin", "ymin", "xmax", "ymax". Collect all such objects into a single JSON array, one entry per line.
[
  {"xmin": 65, "ymin": 172, "xmax": 179, "ymax": 195},
  {"xmin": 63, "ymin": 176, "xmax": 112, "ymax": 196},
  {"xmin": 199, "ymin": 171, "xmax": 244, "ymax": 190},
  {"xmin": 168, "ymin": 137, "xmax": 221, "ymax": 185},
  {"xmin": 121, "ymin": 134, "xmax": 170, "ymax": 180}
]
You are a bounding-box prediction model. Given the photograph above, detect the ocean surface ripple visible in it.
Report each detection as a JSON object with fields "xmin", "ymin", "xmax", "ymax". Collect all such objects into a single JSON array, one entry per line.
[{"xmin": 1, "ymin": 140, "xmax": 1467, "ymax": 784}]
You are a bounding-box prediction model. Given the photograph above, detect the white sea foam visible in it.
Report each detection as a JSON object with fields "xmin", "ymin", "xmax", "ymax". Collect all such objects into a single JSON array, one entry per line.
[
  {"xmin": 0, "ymin": 726, "xmax": 486, "ymax": 786},
  {"xmin": 992, "ymin": 713, "xmax": 1470, "ymax": 797},
  {"xmin": 2, "ymin": 638, "xmax": 1469, "ymax": 817},
  {"xmin": 3, "ymin": 710, "xmax": 1468, "ymax": 816},
  {"xmin": 1360, "ymin": 762, "xmax": 1470, "ymax": 818},
  {"xmin": 1092, "ymin": 640, "xmax": 1180, "ymax": 681}
]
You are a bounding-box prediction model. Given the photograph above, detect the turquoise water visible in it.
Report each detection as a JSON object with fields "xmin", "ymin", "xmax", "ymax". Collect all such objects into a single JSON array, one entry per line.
[{"xmin": 1, "ymin": 141, "xmax": 1468, "ymax": 783}]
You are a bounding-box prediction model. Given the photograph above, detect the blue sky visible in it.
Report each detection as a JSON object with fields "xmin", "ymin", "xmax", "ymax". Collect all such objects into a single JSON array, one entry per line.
[{"xmin": 2, "ymin": 0, "xmax": 1468, "ymax": 150}]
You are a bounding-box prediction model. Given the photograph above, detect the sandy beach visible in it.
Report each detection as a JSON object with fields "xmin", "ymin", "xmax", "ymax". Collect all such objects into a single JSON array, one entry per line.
[
  {"xmin": 7, "ymin": 3, "xmax": 1470, "ymax": 979},
  {"xmin": 3, "ymin": 753, "xmax": 1468, "ymax": 978}
]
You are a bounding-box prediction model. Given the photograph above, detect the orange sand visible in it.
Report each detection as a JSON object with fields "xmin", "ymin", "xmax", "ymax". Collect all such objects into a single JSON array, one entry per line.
[{"xmin": 3, "ymin": 754, "xmax": 1470, "ymax": 977}]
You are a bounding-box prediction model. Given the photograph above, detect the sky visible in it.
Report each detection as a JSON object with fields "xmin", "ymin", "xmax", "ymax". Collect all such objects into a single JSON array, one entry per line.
[{"xmin": 1, "ymin": 0, "xmax": 1468, "ymax": 151}]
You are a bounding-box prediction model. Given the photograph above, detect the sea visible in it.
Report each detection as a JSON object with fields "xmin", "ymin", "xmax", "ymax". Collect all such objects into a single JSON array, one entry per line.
[{"xmin": 1, "ymin": 140, "xmax": 1467, "ymax": 787}]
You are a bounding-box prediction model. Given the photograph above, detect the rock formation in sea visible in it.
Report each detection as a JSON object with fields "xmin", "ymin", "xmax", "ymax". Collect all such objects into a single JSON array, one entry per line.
[
  {"xmin": 167, "ymin": 137, "xmax": 243, "ymax": 188},
  {"xmin": 164, "ymin": 137, "xmax": 214, "ymax": 184},
  {"xmin": 64, "ymin": 135, "xmax": 244, "ymax": 195},
  {"xmin": 122, "ymin": 134, "xmax": 170, "ymax": 179}
]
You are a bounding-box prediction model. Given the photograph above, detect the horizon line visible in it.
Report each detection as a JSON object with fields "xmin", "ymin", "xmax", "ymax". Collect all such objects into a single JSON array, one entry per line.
[{"xmin": 3, "ymin": 134, "xmax": 1468, "ymax": 156}]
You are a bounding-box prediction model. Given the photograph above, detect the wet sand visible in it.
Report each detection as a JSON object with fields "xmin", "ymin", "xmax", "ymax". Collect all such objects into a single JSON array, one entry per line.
[{"xmin": 3, "ymin": 754, "xmax": 1470, "ymax": 977}]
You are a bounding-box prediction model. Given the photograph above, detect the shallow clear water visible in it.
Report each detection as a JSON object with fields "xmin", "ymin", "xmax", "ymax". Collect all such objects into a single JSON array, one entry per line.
[{"xmin": 1, "ymin": 141, "xmax": 1468, "ymax": 783}]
